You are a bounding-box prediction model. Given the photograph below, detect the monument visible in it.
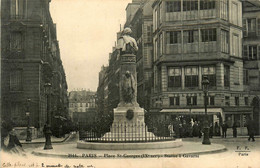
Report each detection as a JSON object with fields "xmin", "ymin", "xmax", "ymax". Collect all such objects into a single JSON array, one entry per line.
[
  {"xmin": 101, "ymin": 27, "xmax": 155, "ymax": 140},
  {"xmin": 77, "ymin": 28, "xmax": 182, "ymax": 149}
]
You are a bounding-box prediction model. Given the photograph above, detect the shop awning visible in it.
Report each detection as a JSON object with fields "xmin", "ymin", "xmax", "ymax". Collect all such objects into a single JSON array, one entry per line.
[{"xmin": 160, "ymin": 108, "xmax": 223, "ymax": 117}]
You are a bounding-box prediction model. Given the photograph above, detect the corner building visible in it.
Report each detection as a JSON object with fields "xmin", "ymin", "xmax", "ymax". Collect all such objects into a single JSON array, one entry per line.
[
  {"xmin": 1, "ymin": 0, "xmax": 69, "ymax": 138},
  {"xmin": 151, "ymin": 0, "xmax": 251, "ymax": 135}
]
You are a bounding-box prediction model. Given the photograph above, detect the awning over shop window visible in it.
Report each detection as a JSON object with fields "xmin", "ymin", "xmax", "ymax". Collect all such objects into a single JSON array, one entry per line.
[{"xmin": 160, "ymin": 108, "xmax": 223, "ymax": 118}]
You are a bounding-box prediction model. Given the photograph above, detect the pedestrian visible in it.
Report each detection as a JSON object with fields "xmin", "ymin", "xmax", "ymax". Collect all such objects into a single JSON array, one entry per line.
[
  {"xmin": 192, "ymin": 121, "xmax": 199, "ymax": 137},
  {"xmin": 232, "ymin": 121, "xmax": 238, "ymax": 138},
  {"xmin": 1, "ymin": 120, "xmax": 26, "ymax": 156},
  {"xmin": 198, "ymin": 121, "xmax": 202, "ymax": 138},
  {"xmin": 222, "ymin": 121, "xmax": 228, "ymax": 138},
  {"xmin": 168, "ymin": 123, "xmax": 174, "ymax": 137},
  {"xmin": 209, "ymin": 123, "xmax": 213, "ymax": 138},
  {"xmin": 246, "ymin": 118, "xmax": 256, "ymax": 142},
  {"xmin": 214, "ymin": 122, "xmax": 220, "ymax": 136},
  {"xmin": 173, "ymin": 117, "xmax": 180, "ymax": 138}
]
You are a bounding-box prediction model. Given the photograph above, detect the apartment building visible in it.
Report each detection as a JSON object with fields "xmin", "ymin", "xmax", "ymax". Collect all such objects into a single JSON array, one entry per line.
[
  {"xmin": 1, "ymin": 0, "xmax": 69, "ymax": 137},
  {"xmin": 151, "ymin": 0, "xmax": 252, "ymax": 135}
]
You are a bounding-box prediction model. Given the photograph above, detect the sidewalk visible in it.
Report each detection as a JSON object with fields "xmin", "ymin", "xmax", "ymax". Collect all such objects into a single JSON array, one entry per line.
[{"xmin": 21, "ymin": 132, "xmax": 72, "ymax": 144}]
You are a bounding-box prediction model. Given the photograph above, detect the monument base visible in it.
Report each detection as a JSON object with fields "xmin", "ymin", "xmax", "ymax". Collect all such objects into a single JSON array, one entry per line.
[{"xmin": 101, "ymin": 104, "xmax": 156, "ymax": 140}]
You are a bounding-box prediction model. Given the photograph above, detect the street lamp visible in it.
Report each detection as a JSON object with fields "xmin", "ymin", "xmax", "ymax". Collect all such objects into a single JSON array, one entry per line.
[
  {"xmin": 44, "ymin": 83, "xmax": 53, "ymax": 150},
  {"xmin": 26, "ymin": 98, "xmax": 32, "ymax": 142},
  {"xmin": 202, "ymin": 76, "xmax": 211, "ymax": 145}
]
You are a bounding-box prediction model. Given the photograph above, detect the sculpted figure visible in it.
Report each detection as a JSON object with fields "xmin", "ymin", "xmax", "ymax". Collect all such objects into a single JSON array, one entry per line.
[
  {"xmin": 121, "ymin": 71, "xmax": 136, "ymax": 103},
  {"xmin": 116, "ymin": 27, "xmax": 138, "ymax": 55}
]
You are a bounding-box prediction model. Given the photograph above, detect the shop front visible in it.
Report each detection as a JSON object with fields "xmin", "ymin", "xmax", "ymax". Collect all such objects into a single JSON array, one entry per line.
[
  {"xmin": 222, "ymin": 107, "xmax": 253, "ymax": 136},
  {"xmin": 148, "ymin": 108, "xmax": 223, "ymax": 137}
]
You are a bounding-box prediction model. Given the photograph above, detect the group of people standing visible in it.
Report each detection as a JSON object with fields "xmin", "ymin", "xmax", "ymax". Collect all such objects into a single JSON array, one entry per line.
[
  {"xmin": 168, "ymin": 117, "xmax": 209, "ymax": 138},
  {"xmin": 166, "ymin": 116, "xmax": 257, "ymax": 141}
]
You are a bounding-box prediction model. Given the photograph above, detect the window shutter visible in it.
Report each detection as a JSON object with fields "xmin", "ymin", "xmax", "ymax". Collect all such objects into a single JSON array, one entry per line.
[
  {"xmin": 243, "ymin": 45, "xmax": 248, "ymax": 60},
  {"xmin": 258, "ymin": 18, "xmax": 260, "ymax": 36},
  {"xmin": 243, "ymin": 19, "xmax": 248, "ymax": 37}
]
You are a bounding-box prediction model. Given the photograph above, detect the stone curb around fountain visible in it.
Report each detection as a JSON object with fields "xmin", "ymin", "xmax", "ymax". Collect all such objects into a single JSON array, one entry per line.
[{"xmin": 31, "ymin": 141, "xmax": 227, "ymax": 159}]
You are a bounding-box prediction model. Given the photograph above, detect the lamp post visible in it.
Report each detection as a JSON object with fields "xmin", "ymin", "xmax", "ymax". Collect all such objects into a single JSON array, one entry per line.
[
  {"xmin": 26, "ymin": 98, "xmax": 32, "ymax": 142},
  {"xmin": 202, "ymin": 76, "xmax": 211, "ymax": 145},
  {"xmin": 44, "ymin": 83, "xmax": 53, "ymax": 150}
]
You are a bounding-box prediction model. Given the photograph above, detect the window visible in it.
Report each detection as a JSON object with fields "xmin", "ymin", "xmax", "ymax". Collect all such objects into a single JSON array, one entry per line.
[
  {"xmin": 10, "ymin": 32, "xmax": 23, "ymax": 50},
  {"xmin": 244, "ymin": 97, "xmax": 249, "ymax": 106},
  {"xmin": 187, "ymin": 96, "xmax": 197, "ymax": 105},
  {"xmin": 221, "ymin": 30, "xmax": 229, "ymax": 53},
  {"xmin": 185, "ymin": 67, "xmax": 198, "ymax": 87},
  {"xmin": 154, "ymin": 10, "xmax": 158, "ymax": 30},
  {"xmin": 243, "ymin": 45, "xmax": 248, "ymax": 60},
  {"xmin": 220, "ymin": 0, "xmax": 228, "ymax": 20},
  {"xmin": 166, "ymin": 31, "xmax": 181, "ymax": 44},
  {"xmin": 11, "ymin": 102, "xmax": 22, "ymax": 119},
  {"xmin": 248, "ymin": 18, "xmax": 256, "ymax": 33},
  {"xmin": 166, "ymin": 1, "xmax": 181, "ymax": 12},
  {"xmin": 10, "ymin": 0, "xmax": 25, "ymax": 19},
  {"xmin": 159, "ymin": 33, "xmax": 163, "ymax": 55},
  {"xmin": 231, "ymin": 2, "xmax": 238, "ymax": 25},
  {"xmin": 209, "ymin": 96, "xmax": 215, "ymax": 105},
  {"xmin": 234, "ymin": 67, "xmax": 240, "ymax": 85},
  {"xmin": 225, "ymin": 96, "xmax": 230, "ymax": 106},
  {"xmin": 183, "ymin": 0, "xmax": 198, "ymax": 11},
  {"xmin": 201, "ymin": 29, "xmax": 216, "ymax": 42},
  {"xmin": 168, "ymin": 67, "xmax": 181, "ymax": 88},
  {"xmin": 232, "ymin": 34, "xmax": 239, "ymax": 56},
  {"xmin": 154, "ymin": 39, "xmax": 158, "ymax": 60},
  {"xmin": 235, "ymin": 97, "xmax": 239, "ymax": 106},
  {"xmin": 10, "ymin": 70, "xmax": 22, "ymax": 91},
  {"xmin": 169, "ymin": 97, "xmax": 180, "ymax": 106},
  {"xmin": 184, "ymin": 30, "xmax": 198, "ymax": 43},
  {"xmin": 147, "ymin": 25, "xmax": 152, "ymax": 42},
  {"xmin": 202, "ymin": 66, "xmax": 216, "ymax": 86},
  {"xmin": 224, "ymin": 65, "xmax": 230, "ymax": 87},
  {"xmin": 187, "ymin": 97, "xmax": 191, "ymax": 105},
  {"xmin": 243, "ymin": 69, "xmax": 249, "ymax": 85},
  {"xmin": 158, "ymin": 3, "xmax": 162, "ymax": 26},
  {"xmin": 248, "ymin": 45, "xmax": 257, "ymax": 60},
  {"xmin": 200, "ymin": 0, "xmax": 215, "ymax": 10}
]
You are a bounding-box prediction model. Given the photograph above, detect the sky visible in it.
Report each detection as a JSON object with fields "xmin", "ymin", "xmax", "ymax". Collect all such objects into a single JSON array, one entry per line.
[{"xmin": 50, "ymin": 0, "xmax": 132, "ymax": 91}]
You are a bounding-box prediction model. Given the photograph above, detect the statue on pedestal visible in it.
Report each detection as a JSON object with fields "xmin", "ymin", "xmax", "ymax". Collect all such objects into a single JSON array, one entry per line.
[
  {"xmin": 121, "ymin": 71, "xmax": 136, "ymax": 104},
  {"xmin": 116, "ymin": 27, "xmax": 138, "ymax": 55}
]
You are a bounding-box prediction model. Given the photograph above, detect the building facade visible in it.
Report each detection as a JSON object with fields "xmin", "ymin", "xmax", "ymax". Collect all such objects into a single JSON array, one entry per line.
[
  {"xmin": 1, "ymin": 0, "xmax": 68, "ymax": 137},
  {"xmin": 68, "ymin": 90, "xmax": 96, "ymax": 128},
  {"xmin": 151, "ymin": 0, "xmax": 253, "ymax": 135},
  {"xmin": 242, "ymin": 0, "xmax": 260, "ymax": 134},
  {"xmin": 125, "ymin": 0, "xmax": 155, "ymax": 111}
]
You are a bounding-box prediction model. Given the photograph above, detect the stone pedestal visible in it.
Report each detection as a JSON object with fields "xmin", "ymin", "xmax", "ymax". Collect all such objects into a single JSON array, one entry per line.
[{"xmin": 102, "ymin": 53, "xmax": 156, "ymax": 140}]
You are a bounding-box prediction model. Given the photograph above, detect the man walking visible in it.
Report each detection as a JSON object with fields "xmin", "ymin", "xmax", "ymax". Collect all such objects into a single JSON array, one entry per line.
[
  {"xmin": 222, "ymin": 121, "xmax": 228, "ymax": 138},
  {"xmin": 246, "ymin": 118, "xmax": 255, "ymax": 142},
  {"xmin": 232, "ymin": 121, "xmax": 238, "ymax": 138}
]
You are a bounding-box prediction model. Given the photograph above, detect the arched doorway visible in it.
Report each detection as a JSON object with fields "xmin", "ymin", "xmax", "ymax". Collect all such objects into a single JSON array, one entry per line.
[{"xmin": 251, "ymin": 97, "xmax": 260, "ymax": 135}]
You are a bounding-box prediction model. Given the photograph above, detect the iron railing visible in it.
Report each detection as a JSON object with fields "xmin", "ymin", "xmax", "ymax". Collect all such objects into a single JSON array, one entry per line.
[{"xmin": 79, "ymin": 122, "xmax": 175, "ymax": 143}]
